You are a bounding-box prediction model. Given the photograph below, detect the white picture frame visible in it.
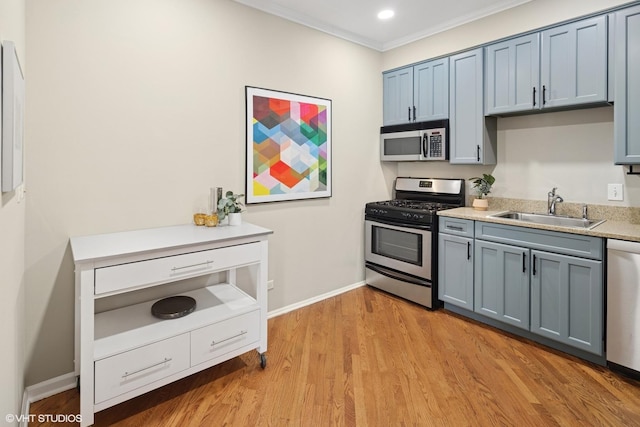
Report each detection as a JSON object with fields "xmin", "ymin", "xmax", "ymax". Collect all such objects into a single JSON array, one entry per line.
[
  {"xmin": 245, "ymin": 86, "xmax": 332, "ymax": 204},
  {"xmin": 2, "ymin": 40, "xmax": 25, "ymax": 192}
]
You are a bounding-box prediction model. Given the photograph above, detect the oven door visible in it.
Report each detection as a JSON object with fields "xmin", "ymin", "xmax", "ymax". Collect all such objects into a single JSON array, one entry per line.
[{"xmin": 365, "ymin": 218, "xmax": 431, "ymax": 280}]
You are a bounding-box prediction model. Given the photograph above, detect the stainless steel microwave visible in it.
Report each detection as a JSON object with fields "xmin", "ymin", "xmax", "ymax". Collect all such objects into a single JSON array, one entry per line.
[{"xmin": 380, "ymin": 119, "xmax": 448, "ymax": 161}]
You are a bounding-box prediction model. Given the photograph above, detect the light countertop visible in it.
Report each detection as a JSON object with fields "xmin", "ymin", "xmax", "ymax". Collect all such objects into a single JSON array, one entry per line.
[{"xmin": 438, "ymin": 207, "xmax": 640, "ymax": 243}]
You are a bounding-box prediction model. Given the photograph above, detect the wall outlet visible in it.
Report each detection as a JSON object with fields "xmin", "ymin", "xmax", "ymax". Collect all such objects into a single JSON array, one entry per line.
[
  {"xmin": 267, "ymin": 280, "xmax": 274, "ymax": 290},
  {"xmin": 608, "ymin": 183, "xmax": 624, "ymax": 201}
]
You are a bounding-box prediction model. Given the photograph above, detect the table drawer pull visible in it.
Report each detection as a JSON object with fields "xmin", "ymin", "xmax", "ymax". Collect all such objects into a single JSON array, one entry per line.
[
  {"xmin": 122, "ymin": 357, "xmax": 172, "ymax": 379},
  {"xmin": 211, "ymin": 330, "xmax": 247, "ymax": 346},
  {"xmin": 171, "ymin": 261, "xmax": 213, "ymax": 272}
]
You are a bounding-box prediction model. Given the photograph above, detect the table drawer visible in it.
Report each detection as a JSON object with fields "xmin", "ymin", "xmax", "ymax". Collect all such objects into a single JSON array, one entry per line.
[
  {"xmin": 190, "ymin": 310, "xmax": 260, "ymax": 366},
  {"xmin": 95, "ymin": 242, "xmax": 261, "ymax": 295},
  {"xmin": 94, "ymin": 334, "xmax": 190, "ymax": 404}
]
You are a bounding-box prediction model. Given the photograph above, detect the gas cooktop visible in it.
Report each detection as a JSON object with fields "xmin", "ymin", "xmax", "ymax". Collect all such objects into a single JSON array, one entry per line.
[{"xmin": 365, "ymin": 177, "xmax": 466, "ymax": 226}]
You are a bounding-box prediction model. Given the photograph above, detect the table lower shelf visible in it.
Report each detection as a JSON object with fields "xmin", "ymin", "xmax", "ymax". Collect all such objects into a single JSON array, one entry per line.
[{"xmin": 94, "ymin": 283, "xmax": 259, "ymax": 360}]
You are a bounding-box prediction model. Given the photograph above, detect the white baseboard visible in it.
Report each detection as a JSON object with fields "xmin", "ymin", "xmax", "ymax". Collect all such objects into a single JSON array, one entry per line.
[
  {"xmin": 19, "ymin": 281, "xmax": 366, "ymax": 424},
  {"xmin": 20, "ymin": 372, "xmax": 77, "ymax": 427},
  {"xmin": 267, "ymin": 280, "xmax": 365, "ymax": 319}
]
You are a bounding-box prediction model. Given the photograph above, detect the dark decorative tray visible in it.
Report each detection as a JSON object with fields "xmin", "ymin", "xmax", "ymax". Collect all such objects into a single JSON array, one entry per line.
[{"xmin": 151, "ymin": 296, "xmax": 196, "ymax": 319}]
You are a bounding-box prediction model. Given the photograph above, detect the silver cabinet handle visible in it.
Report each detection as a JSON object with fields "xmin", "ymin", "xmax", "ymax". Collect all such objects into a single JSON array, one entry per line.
[
  {"xmin": 171, "ymin": 260, "xmax": 213, "ymax": 272},
  {"xmin": 211, "ymin": 330, "xmax": 247, "ymax": 347},
  {"xmin": 447, "ymin": 225, "xmax": 464, "ymax": 231},
  {"xmin": 122, "ymin": 358, "xmax": 172, "ymax": 379}
]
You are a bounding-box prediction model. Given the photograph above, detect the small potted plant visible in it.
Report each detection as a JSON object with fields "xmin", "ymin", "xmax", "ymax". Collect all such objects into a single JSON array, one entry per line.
[
  {"xmin": 470, "ymin": 173, "xmax": 495, "ymax": 211},
  {"xmin": 217, "ymin": 191, "xmax": 245, "ymax": 225}
]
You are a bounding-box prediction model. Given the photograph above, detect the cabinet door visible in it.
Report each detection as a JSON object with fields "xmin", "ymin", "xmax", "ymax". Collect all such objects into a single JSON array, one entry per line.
[
  {"xmin": 530, "ymin": 250, "xmax": 603, "ymax": 355},
  {"xmin": 414, "ymin": 58, "xmax": 449, "ymax": 121},
  {"xmin": 485, "ymin": 33, "xmax": 540, "ymax": 115},
  {"xmin": 541, "ymin": 16, "xmax": 607, "ymax": 108},
  {"xmin": 614, "ymin": 5, "xmax": 640, "ymax": 164},
  {"xmin": 449, "ymin": 48, "xmax": 497, "ymax": 165},
  {"xmin": 438, "ymin": 233, "xmax": 474, "ymax": 310},
  {"xmin": 475, "ymin": 241, "xmax": 530, "ymax": 330},
  {"xmin": 383, "ymin": 67, "xmax": 414, "ymax": 125}
]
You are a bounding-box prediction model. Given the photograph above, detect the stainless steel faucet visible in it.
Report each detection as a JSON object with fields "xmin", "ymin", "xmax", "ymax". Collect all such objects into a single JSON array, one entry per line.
[{"xmin": 548, "ymin": 187, "xmax": 564, "ymax": 215}]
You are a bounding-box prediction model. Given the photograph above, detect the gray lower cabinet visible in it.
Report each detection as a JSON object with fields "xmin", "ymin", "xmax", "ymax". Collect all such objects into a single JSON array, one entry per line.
[
  {"xmin": 473, "ymin": 221, "xmax": 604, "ymax": 356},
  {"xmin": 474, "ymin": 240, "xmax": 530, "ymax": 330},
  {"xmin": 438, "ymin": 219, "xmax": 474, "ymax": 310},
  {"xmin": 530, "ymin": 250, "xmax": 603, "ymax": 355},
  {"xmin": 614, "ymin": 4, "xmax": 640, "ymax": 164}
]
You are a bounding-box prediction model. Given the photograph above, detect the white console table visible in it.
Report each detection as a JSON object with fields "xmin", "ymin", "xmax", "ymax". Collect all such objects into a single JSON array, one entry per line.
[{"xmin": 71, "ymin": 222, "xmax": 272, "ymax": 427}]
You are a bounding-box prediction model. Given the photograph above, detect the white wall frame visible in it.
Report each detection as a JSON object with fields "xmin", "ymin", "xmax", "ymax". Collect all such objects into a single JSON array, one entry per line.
[{"xmin": 2, "ymin": 40, "xmax": 25, "ymax": 192}]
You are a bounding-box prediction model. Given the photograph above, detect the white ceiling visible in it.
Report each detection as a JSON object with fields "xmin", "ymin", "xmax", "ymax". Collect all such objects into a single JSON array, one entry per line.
[{"xmin": 233, "ymin": 0, "xmax": 534, "ymax": 51}]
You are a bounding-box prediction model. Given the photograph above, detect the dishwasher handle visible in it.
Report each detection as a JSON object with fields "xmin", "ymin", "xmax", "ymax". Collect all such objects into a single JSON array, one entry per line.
[{"xmin": 608, "ymin": 239, "xmax": 640, "ymax": 253}]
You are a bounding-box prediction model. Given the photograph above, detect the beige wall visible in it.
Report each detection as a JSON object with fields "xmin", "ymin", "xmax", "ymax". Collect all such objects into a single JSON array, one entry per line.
[
  {"xmin": 24, "ymin": 0, "xmax": 390, "ymax": 385},
  {"xmin": 392, "ymin": 0, "xmax": 640, "ymax": 207},
  {"xmin": 22, "ymin": 0, "xmax": 639, "ymax": 387},
  {"xmin": 0, "ymin": 0, "xmax": 26, "ymax": 422}
]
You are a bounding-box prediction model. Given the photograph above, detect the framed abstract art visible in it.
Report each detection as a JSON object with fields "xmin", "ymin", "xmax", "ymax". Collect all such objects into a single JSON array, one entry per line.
[{"xmin": 245, "ymin": 86, "xmax": 331, "ymax": 204}]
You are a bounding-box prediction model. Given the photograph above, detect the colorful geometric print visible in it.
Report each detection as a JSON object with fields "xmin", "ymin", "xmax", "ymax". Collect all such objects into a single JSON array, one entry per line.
[{"xmin": 251, "ymin": 95, "xmax": 328, "ymax": 197}]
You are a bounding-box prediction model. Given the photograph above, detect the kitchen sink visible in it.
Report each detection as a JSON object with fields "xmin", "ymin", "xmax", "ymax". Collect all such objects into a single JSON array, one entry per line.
[{"xmin": 489, "ymin": 211, "xmax": 606, "ymax": 229}]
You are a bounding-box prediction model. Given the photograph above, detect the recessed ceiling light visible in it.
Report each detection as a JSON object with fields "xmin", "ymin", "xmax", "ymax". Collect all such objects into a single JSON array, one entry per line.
[{"xmin": 377, "ymin": 9, "xmax": 394, "ymax": 20}]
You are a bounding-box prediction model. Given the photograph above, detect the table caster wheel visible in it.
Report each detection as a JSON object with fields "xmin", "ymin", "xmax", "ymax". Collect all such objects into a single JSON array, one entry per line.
[{"xmin": 260, "ymin": 353, "xmax": 267, "ymax": 369}]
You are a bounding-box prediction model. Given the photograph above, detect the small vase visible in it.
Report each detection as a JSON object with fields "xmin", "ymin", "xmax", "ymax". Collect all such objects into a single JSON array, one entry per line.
[
  {"xmin": 472, "ymin": 198, "xmax": 489, "ymax": 211},
  {"xmin": 228, "ymin": 212, "xmax": 242, "ymax": 226}
]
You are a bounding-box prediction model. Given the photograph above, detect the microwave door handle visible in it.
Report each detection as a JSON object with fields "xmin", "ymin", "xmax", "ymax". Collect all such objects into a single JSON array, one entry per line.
[{"xmin": 422, "ymin": 133, "xmax": 428, "ymax": 159}]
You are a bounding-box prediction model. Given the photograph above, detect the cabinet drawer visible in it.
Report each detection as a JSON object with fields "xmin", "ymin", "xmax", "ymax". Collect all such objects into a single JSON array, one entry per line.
[
  {"xmin": 94, "ymin": 334, "xmax": 190, "ymax": 404},
  {"xmin": 190, "ymin": 310, "xmax": 260, "ymax": 366},
  {"xmin": 95, "ymin": 243, "xmax": 261, "ymax": 295},
  {"xmin": 439, "ymin": 217, "xmax": 475, "ymax": 238},
  {"xmin": 475, "ymin": 221, "xmax": 603, "ymax": 260}
]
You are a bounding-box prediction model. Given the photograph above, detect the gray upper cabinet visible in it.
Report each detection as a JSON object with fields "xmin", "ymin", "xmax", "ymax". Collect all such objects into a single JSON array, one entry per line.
[
  {"xmin": 413, "ymin": 58, "xmax": 449, "ymax": 122},
  {"xmin": 484, "ymin": 15, "xmax": 607, "ymax": 115},
  {"xmin": 449, "ymin": 48, "xmax": 497, "ymax": 164},
  {"xmin": 382, "ymin": 67, "xmax": 414, "ymax": 126},
  {"xmin": 541, "ymin": 15, "xmax": 608, "ymax": 108},
  {"xmin": 614, "ymin": 4, "xmax": 640, "ymax": 164},
  {"xmin": 485, "ymin": 33, "xmax": 540, "ymax": 115},
  {"xmin": 382, "ymin": 58, "xmax": 449, "ymax": 126}
]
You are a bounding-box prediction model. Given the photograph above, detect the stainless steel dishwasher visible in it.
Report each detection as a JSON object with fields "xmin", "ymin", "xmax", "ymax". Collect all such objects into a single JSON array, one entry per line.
[{"xmin": 607, "ymin": 239, "xmax": 640, "ymax": 378}]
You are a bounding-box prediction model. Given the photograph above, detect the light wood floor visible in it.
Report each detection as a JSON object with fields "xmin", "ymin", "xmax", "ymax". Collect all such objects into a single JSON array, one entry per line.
[{"xmin": 30, "ymin": 286, "xmax": 640, "ymax": 426}]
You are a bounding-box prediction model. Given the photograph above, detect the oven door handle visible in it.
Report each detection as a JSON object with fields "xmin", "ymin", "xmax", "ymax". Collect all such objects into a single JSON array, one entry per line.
[
  {"xmin": 366, "ymin": 263, "xmax": 430, "ymax": 287},
  {"xmin": 365, "ymin": 216, "xmax": 432, "ymax": 231}
]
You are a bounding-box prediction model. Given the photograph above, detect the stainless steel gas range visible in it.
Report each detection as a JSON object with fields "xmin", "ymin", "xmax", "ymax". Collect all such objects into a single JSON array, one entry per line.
[{"xmin": 364, "ymin": 177, "xmax": 465, "ymax": 309}]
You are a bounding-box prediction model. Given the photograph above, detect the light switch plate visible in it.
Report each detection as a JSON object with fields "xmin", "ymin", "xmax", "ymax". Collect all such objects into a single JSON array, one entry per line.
[{"xmin": 608, "ymin": 183, "xmax": 624, "ymax": 201}]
